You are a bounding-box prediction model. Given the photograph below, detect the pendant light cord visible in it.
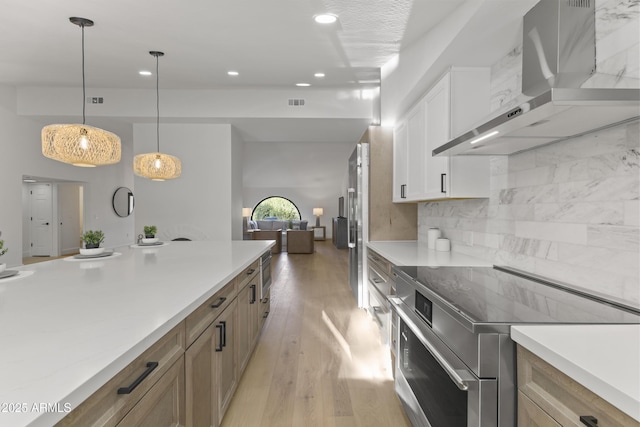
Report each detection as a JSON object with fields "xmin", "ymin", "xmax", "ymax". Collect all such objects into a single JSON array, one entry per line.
[
  {"xmin": 156, "ymin": 54, "xmax": 160, "ymax": 153},
  {"xmin": 81, "ymin": 23, "xmax": 86, "ymax": 125}
]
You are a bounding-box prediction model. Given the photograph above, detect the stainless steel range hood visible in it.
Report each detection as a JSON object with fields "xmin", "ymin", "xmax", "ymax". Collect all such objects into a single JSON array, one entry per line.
[{"xmin": 433, "ymin": 0, "xmax": 640, "ymax": 157}]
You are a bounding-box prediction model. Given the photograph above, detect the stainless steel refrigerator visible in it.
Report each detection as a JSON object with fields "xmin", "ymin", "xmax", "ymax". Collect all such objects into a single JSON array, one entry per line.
[{"xmin": 347, "ymin": 143, "xmax": 368, "ymax": 307}]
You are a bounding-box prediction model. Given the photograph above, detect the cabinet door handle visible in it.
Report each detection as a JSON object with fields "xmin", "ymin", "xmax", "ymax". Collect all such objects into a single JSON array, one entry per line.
[
  {"xmin": 401, "ymin": 184, "xmax": 406, "ymax": 199},
  {"xmin": 580, "ymin": 416, "xmax": 598, "ymax": 427},
  {"xmin": 211, "ymin": 297, "xmax": 227, "ymax": 308},
  {"xmin": 250, "ymin": 284, "xmax": 257, "ymax": 304},
  {"xmin": 263, "ymin": 311, "xmax": 269, "ymax": 318},
  {"xmin": 221, "ymin": 320, "xmax": 227, "ymax": 348},
  {"xmin": 215, "ymin": 324, "xmax": 224, "ymax": 352},
  {"xmin": 117, "ymin": 362, "xmax": 158, "ymax": 394},
  {"xmin": 441, "ymin": 173, "xmax": 446, "ymax": 193}
]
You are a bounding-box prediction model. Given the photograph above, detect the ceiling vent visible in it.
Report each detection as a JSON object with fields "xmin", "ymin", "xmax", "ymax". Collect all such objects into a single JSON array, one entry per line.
[{"xmin": 288, "ymin": 98, "xmax": 305, "ymax": 106}]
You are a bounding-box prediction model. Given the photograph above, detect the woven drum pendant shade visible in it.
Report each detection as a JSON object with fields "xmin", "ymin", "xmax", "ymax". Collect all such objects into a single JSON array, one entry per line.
[
  {"xmin": 42, "ymin": 124, "xmax": 121, "ymax": 167},
  {"xmin": 134, "ymin": 50, "xmax": 181, "ymax": 181},
  {"xmin": 41, "ymin": 17, "xmax": 121, "ymax": 167},
  {"xmin": 133, "ymin": 152, "xmax": 182, "ymax": 181}
]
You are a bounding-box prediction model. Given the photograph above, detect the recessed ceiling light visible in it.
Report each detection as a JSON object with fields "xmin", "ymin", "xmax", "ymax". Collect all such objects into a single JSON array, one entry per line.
[
  {"xmin": 227, "ymin": 71, "xmax": 239, "ymax": 76},
  {"xmin": 139, "ymin": 70, "xmax": 152, "ymax": 76},
  {"xmin": 296, "ymin": 83, "xmax": 311, "ymax": 87},
  {"xmin": 314, "ymin": 14, "xmax": 337, "ymax": 24},
  {"xmin": 314, "ymin": 73, "xmax": 325, "ymax": 78}
]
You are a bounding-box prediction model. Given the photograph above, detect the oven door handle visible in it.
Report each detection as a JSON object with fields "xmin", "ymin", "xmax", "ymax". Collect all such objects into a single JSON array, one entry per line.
[{"xmin": 389, "ymin": 297, "xmax": 471, "ymax": 392}]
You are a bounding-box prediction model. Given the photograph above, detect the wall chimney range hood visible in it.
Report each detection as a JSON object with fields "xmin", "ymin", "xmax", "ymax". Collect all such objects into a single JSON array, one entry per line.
[{"xmin": 433, "ymin": 0, "xmax": 640, "ymax": 157}]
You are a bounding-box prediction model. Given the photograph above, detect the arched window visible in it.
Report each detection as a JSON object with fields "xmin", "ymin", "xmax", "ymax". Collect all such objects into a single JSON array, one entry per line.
[{"xmin": 252, "ymin": 196, "xmax": 301, "ymax": 221}]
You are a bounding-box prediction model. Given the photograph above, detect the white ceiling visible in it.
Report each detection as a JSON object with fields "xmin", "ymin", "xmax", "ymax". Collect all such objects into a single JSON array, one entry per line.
[
  {"xmin": 1, "ymin": 0, "xmax": 535, "ymax": 146},
  {"xmin": 0, "ymin": 0, "xmax": 465, "ymax": 90}
]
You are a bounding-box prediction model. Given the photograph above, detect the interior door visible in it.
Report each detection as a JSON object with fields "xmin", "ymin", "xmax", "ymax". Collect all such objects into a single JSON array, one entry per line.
[{"xmin": 30, "ymin": 183, "xmax": 53, "ymax": 256}]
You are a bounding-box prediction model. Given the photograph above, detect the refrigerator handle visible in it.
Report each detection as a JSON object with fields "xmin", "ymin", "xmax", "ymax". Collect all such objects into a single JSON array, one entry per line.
[{"xmin": 347, "ymin": 187, "xmax": 356, "ymax": 248}]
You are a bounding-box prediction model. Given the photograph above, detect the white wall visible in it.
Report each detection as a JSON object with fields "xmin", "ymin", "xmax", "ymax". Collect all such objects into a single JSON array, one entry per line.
[
  {"xmin": 243, "ymin": 141, "xmax": 356, "ymax": 236},
  {"xmin": 133, "ymin": 123, "xmax": 234, "ymax": 241},
  {"xmin": 231, "ymin": 126, "xmax": 245, "ymax": 240},
  {"xmin": 0, "ymin": 84, "xmax": 135, "ymax": 267}
]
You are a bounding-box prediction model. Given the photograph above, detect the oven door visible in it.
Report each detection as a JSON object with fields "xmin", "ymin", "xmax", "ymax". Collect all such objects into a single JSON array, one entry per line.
[{"xmin": 389, "ymin": 297, "xmax": 498, "ymax": 427}]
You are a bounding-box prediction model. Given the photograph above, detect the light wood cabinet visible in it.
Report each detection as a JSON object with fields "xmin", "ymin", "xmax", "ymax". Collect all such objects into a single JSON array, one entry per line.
[
  {"xmin": 215, "ymin": 299, "xmax": 238, "ymax": 423},
  {"xmin": 185, "ymin": 321, "xmax": 217, "ymax": 427},
  {"xmin": 56, "ymin": 323, "xmax": 186, "ymax": 427},
  {"xmin": 116, "ymin": 357, "xmax": 185, "ymax": 427},
  {"xmin": 185, "ymin": 279, "xmax": 237, "ymax": 348},
  {"xmin": 185, "ymin": 284, "xmax": 239, "ymax": 427},
  {"xmin": 393, "ymin": 67, "xmax": 491, "ymax": 202},
  {"xmin": 236, "ymin": 260, "xmax": 260, "ymax": 376},
  {"xmin": 363, "ymin": 126, "xmax": 417, "ymax": 240},
  {"xmin": 517, "ymin": 345, "xmax": 640, "ymax": 427}
]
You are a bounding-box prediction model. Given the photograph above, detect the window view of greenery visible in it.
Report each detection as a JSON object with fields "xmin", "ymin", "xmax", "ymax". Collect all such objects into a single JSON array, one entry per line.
[{"xmin": 253, "ymin": 197, "xmax": 300, "ymax": 220}]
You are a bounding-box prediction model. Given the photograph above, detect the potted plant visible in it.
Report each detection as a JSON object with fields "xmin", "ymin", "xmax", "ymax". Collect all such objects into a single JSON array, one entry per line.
[
  {"xmin": 143, "ymin": 225, "xmax": 157, "ymax": 238},
  {"xmin": 81, "ymin": 230, "xmax": 105, "ymax": 249},
  {"xmin": 0, "ymin": 232, "xmax": 8, "ymax": 273}
]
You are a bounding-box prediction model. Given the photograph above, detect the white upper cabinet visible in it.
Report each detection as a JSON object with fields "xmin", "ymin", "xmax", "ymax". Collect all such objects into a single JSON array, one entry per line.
[{"xmin": 393, "ymin": 67, "xmax": 492, "ymax": 202}]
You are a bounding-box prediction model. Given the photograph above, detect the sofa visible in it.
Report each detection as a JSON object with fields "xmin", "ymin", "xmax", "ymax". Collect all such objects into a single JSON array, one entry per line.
[
  {"xmin": 286, "ymin": 230, "xmax": 314, "ymax": 254},
  {"xmin": 248, "ymin": 219, "xmax": 308, "ymax": 231}
]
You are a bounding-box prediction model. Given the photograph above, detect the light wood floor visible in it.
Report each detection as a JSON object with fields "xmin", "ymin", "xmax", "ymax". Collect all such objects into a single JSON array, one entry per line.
[{"xmin": 222, "ymin": 240, "xmax": 412, "ymax": 427}]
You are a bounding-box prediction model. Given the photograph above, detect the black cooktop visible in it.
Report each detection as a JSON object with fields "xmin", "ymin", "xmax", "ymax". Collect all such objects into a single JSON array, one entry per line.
[{"xmin": 395, "ymin": 265, "xmax": 640, "ymax": 325}]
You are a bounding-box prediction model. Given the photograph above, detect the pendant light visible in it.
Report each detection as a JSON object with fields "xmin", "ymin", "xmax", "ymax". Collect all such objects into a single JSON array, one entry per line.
[
  {"xmin": 133, "ymin": 51, "xmax": 182, "ymax": 181},
  {"xmin": 42, "ymin": 17, "xmax": 121, "ymax": 167}
]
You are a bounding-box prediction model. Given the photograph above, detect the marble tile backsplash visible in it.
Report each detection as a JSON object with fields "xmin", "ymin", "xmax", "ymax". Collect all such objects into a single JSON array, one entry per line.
[
  {"xmin": 419, "ymin": 122, "xmax": 640, "ymax": 308},
  {"xmin": 419, "ymin": 0, "xmax": 640, "ymax": 309}
]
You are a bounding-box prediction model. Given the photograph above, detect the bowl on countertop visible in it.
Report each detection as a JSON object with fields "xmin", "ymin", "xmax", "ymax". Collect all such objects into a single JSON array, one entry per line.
[
  {"xmin": 79, "ymin": 247, "xmax": 105, "ymax": 256},
  {"xmin": 142, "ymin": 238, "xmax": 159, "ymax": 244}
]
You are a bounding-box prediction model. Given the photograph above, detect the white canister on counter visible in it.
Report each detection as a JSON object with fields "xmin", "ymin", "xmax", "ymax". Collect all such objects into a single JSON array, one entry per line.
[
  {"xmin": 427, "ymin": 228, "xmax": 441, "ymax": 248},
  {"xmin": 435, "ymin": 238, "xmax": 451, "ymax": 252}
]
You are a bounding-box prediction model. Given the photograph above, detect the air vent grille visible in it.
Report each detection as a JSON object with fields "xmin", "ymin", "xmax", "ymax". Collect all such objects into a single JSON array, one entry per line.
[
  {"xmin": 288, "ymin": 99, "xmax": 305, "ymax": 106},
  {"xmin": 567, "ymin": 0, "xmax": 591, "ymax": 8}
]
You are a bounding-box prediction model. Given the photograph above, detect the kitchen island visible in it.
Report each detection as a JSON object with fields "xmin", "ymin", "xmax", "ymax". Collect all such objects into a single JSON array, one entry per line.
[{"xmin": 0, "ymin": 240, "xmax": 273, "ymax": 427}]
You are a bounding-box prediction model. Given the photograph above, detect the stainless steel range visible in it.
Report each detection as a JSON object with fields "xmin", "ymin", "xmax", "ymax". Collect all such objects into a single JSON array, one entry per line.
[{"xmin": 390, "ymin": 265, "xmax": 640, "ymax": 427}]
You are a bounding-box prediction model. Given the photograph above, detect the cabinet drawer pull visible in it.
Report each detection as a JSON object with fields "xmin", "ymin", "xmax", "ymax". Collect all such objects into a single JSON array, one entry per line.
[
  {"xmin": 580, "ymin": 416, "xmax": 598, "ymax": 427},
  {"xmin": 215, "ymin": 324, "xmax": 224, "ymax": 352},
  {"xmin": 211, "ymin": 296, "xmax": 227, "ymax": 308},
  {"xmin": 247, "ymin": 268, "xmax": 255, "ymax": 275},
  {"xmin": 221, "ymin": 320, "xmax": 227, "ymax": 348},
  {"xmin": 117, "ymin": 362, "xmax": 158, "ymax": 395},
  {"xmin": 263, "ymin": 311, "xmax": 269, "ymax": 318},
  {"xmin": 250, "ymin": 284, "xmax": 257, "ymax": 304},
  {"xmin": 262, "ymin": 297, "xmax": 269, "ymax": 304}
]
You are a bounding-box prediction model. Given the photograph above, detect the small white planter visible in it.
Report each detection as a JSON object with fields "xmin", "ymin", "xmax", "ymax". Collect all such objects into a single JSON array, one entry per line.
[{"xmin": 0, "ymin": 263, "xmax": 6, "ymax": 273}]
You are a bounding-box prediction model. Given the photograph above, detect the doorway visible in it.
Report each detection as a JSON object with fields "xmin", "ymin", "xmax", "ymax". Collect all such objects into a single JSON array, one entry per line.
[{"xmin": 22, "ymin": 177, "xmax": 84, "ymax": 263}]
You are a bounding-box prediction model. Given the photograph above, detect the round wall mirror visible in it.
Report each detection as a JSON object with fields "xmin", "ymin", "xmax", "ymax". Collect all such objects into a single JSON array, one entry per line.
[{"xmin": 113, "ymin": 187, "xmax": 134, "ymax": 217}]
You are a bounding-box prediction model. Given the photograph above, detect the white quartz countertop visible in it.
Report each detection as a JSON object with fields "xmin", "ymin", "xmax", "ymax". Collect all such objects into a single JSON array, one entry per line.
[
  {"xmin": 367, "ymin": 240, "xmax": 492, "ymax": 267},
  {"xmin": 0, "ymin": 240, "xmax": 273, "ymax": 427},
  {"xmin": 511, "ymin": 324, "xmax": 640, "ymax": 422}
]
